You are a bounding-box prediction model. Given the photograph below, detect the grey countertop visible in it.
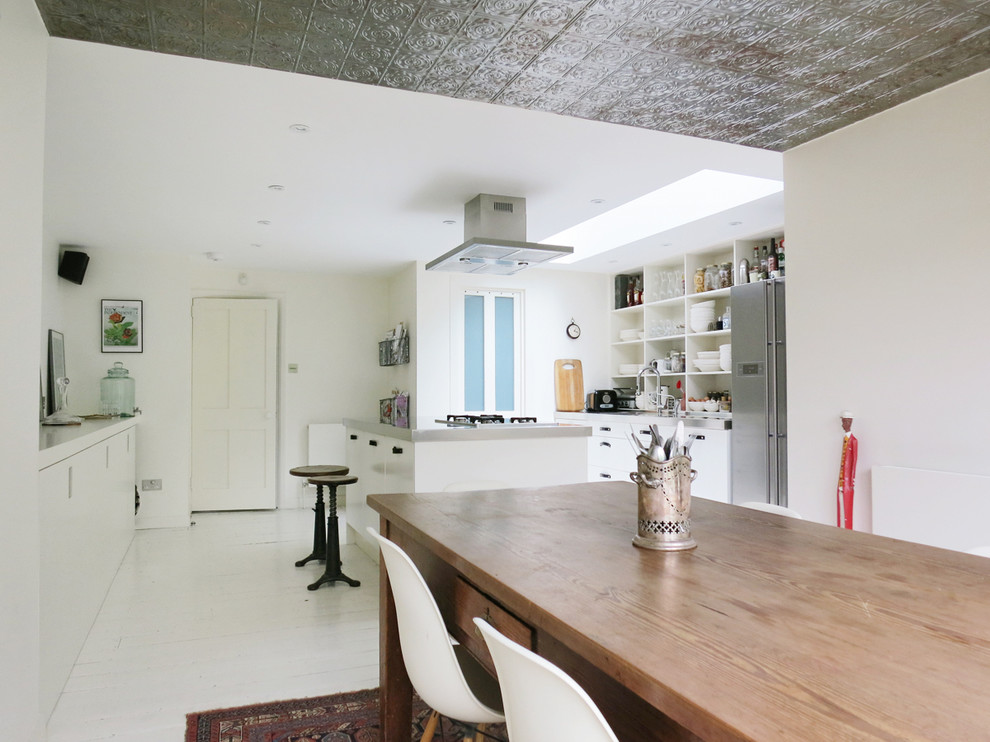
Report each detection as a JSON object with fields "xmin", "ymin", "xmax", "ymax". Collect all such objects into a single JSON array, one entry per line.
[
  {"xmin": 343, "ymin": 417, "xmax": 591, "ymax": 443},
  {"xmin": 39, "ymin": 416, "xmax": 140, "ymax": 468},
  {"xmin": 554, "ymin": 410, "xmax": 732, "ymax": 430}
]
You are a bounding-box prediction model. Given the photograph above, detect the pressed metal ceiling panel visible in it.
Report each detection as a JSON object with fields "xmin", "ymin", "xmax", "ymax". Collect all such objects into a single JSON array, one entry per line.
[{"xmin": 33, "ymin": 0, "xmax": 990, "ymax": 150}]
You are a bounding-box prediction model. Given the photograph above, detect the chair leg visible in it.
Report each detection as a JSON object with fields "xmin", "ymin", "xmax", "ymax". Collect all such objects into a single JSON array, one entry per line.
[
  {"xmin": 472, "ymin": 722, "xmax": 487, "ymax": 742},
  {"xmin": 421, "ymin": 709, "xmax": 440, "ymax": 742}
]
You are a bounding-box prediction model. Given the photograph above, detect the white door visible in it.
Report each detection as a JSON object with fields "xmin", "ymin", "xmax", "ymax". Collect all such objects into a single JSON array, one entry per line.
[{"xmin": 191, "ymin": 298, "xmax": 278, "ymax": 510}]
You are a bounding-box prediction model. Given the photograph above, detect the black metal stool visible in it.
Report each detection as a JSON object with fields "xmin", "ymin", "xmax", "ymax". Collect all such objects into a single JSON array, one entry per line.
[
  {"xmin": 305, "ymin": 474, "xmax": 361, "ymax": 590},
  {"xmin": 289, "ymin": 465, "xmax": 349, "ymax": 567}
]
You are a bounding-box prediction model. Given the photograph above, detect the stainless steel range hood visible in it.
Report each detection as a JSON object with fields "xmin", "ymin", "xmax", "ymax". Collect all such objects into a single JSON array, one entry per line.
[{"xmin": 426, "ymin": 194, "xmax": 573, "ymax": 275}]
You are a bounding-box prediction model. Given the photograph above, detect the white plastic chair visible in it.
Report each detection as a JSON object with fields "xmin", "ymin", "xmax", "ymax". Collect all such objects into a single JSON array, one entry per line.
[
  {"xmin": 739, "ymin": 501, "xmax": 803, "ymax": 519},
  {"xmin": 367, "ymin": 528, "xmax": 504, "ymax": 742},
  {"xmin": 473, "ymin": 617, "xmax": 619, "ymax": 742},
  {"xmin": 965, "ymin": 546, "xmax": 990, "ymax": 558}
]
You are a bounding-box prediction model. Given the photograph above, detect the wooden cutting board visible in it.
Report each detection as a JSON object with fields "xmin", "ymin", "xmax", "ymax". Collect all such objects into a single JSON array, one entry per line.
[{"xmin": 554, "ymin": 359, "xmax": 584, "ymax": 412}]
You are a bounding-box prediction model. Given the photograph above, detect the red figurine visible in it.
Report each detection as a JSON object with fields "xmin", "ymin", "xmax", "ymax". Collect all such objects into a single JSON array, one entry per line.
[{"xmin": 837, "ymin": 411, "xmax": 858, "ymax": 529}]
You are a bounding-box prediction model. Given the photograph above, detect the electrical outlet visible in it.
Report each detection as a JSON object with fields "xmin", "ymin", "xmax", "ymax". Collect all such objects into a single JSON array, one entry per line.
[{"xmin": 142, "ymin": 479, "xmax": 162, "ymax": 491}]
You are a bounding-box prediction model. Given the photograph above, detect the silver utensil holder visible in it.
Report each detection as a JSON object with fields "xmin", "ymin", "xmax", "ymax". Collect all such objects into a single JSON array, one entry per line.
[{"xmin": 630, "ymin": 454, "xmax": 697, "ymax": 551}]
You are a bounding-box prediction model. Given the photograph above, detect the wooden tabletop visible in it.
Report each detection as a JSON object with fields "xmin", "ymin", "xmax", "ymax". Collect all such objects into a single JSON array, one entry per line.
[{"xmin": 369, "ymin": 482, "xmax": 990, "ymax": 742}]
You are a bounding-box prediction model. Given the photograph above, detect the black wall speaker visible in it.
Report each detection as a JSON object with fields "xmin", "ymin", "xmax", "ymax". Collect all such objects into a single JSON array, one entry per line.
[{"xmin": 58, "ymin": 249, "xmax": 90, "ymax": 285}]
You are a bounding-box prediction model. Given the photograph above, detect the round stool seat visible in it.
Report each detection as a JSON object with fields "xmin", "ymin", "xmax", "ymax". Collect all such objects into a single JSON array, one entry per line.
[
  {"xmin": 307, "ymin": 474, "xmax": 358, "ymax": 487},
  {"xmin": 290, "ymin": 464, "xmax": 348, "ymax": 478}
]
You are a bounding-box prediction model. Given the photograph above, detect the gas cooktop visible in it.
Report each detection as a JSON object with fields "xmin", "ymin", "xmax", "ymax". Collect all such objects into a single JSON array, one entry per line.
[{"xmin": 439, "ymin": 414, "xmax": 538, "ymax": 427}]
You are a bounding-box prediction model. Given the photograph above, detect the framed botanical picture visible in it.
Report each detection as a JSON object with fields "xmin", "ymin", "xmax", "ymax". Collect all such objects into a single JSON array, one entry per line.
[{"xmin": 101, "ymin": 299, "xmax": 143, "ymax": 352}]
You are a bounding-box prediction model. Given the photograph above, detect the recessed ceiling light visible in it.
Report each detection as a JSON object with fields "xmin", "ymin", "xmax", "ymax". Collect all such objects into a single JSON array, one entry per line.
[
  {"xmin": 204, "ymin": 252, "xmax": 222, "ymax": 262},
  {"xmin": 729, "ymin": 220, "xmax": 743, "ymax": 226},
  {"xmin": 268, "ymin": 184, "xmax": 285, "ymax": 191},
  {"xmin": 662, "ymin": 242, "xmax": 673, "ymax": 247},
  {"xmin": 289, "ymin": 123, "xmax": 310, "ymax": 133},
  {"xmin": 250, "ymin": 243, "xmax": 262, "ymax": 248},
  {"xmin": 442, "ymin": 219, "xmax": 456, "ymax": 225},
  {"xmin": 591, "ymin": 198, "xmax": 606, "ymax": 204},
  {"xmin": 545, "ymin": 170, "xmax": 783, "ymax": 263},
  {"xmin": 257, "ymin": 219, "xmax": 271, "ymax": 226}
]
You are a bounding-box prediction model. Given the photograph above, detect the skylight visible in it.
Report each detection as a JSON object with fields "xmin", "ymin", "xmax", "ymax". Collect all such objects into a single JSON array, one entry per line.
[{"xmin": 544, "ymin": 170, "xmax": 784, "ymax": 263}]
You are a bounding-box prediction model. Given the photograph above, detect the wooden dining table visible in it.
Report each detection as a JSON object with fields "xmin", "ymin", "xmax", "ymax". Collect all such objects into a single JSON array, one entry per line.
[{"xmin": 368, "ymin": 482, "xmax": 990, "ymax": 742}]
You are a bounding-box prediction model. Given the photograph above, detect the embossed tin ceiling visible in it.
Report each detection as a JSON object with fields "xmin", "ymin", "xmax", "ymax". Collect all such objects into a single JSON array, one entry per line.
[{"xmin": 33, "ymin": 0, "xmax": 990, "ymax": 150}]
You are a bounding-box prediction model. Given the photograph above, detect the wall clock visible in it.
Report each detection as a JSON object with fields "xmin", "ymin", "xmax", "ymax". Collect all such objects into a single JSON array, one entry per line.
[{"xmin": 566, "ymin": 320, "xmax": 581, "ymax": 339}]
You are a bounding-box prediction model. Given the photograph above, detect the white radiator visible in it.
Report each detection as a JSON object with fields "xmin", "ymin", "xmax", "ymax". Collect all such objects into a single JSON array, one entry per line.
[{"xmin": 872, "ymin": 465, "xmax": 990, "ymax": 552}]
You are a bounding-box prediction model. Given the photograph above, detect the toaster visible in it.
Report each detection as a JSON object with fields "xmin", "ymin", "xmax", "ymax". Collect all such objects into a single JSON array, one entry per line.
[{"xmin": 587, "ymin": 389, "xmax": 618, "ymax": 412}]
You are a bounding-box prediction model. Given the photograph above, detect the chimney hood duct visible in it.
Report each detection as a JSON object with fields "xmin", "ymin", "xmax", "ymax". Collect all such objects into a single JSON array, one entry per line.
[{"xmin": 426, "ymin": 194, "xmax": 573, "ymax": 275}]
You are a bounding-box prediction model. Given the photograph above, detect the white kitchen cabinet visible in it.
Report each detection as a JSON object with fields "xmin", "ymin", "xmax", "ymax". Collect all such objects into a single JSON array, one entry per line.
[
  {"xmin": 38, "ymin": 422, "xmax": 136, "ymax": 718},
  {"xmin": 610, "ymin": 231, "xmax": 783, "ymax": 407},
  {"xmin": 558, "ymin": 412, "xmax": 730, "ymax": 503},
  {"xmin": 345, "ymin": 419, "xmax": 589, "ymax": 559},
  {"xmin": 345, "ymin": 428, "xmax": 414, "ymax": 559}
]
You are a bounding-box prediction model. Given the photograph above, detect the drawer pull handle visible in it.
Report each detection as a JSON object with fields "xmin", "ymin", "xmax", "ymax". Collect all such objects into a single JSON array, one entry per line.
[
  {"xmin": 600, "ymin": 441, "xmax": 611, "ymax": 448},
  {"xmin": 392, "ymin": 446, "xmax": 403, "ymax": 454},
  {"xmin": 350, "ymin": 434, "xmax": 358, "ymax": 440},
  {"xmin": 599, "ymin": 426, "xmax": 611, "ymax": 432},
  {"xmin": 599, "ymin": 472, "xmax": 612, "ymax": 479},
  {"xmin": 640, "ymin": 429, "xmax": 650, "ymax": 435},
  {"xmin": 369, "ymin": 440, "xmax": 378, "ymax": 447}
]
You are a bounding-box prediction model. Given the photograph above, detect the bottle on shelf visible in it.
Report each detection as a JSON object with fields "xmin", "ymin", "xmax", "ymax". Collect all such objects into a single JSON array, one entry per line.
[
  {"xmin": 777, "ymin": 239, "xmax": 785, "ymax": 276},
  {"xmin": 768, "ymin": 237, "xmax": 778, "ymax": 277},
  {"xmin": 738, "ymin": 258, "xmax": 750, "ymax": 284},
  {"xmin": 760, "ymin": 245, "xmax": 769, "ymax": 279}
]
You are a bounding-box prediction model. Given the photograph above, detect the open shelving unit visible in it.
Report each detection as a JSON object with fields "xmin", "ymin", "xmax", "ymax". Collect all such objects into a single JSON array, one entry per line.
[{"xmin": 609, "ymin": 231, "xmax": 784, "ymax": 408}]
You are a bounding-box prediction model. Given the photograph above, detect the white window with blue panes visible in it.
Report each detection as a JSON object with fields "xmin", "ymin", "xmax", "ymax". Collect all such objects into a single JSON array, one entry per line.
[{"xmin": 459, "ymin": 288, "xmax": 523, "ymax": 416}]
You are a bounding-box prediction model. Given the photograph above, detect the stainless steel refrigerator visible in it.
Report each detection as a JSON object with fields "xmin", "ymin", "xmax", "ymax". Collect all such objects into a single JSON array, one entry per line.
[{"xmin": 729, "ymin": 278, "xmax": 787, "ymax": 506}]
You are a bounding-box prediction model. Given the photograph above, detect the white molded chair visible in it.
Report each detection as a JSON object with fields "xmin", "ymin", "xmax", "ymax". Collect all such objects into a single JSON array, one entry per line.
[
  {"xmin": 367, "ymin": 528, "xmax": 504, "ymax": 742},
  {"xmin": 473, "ymin": 617, "xmax": 619, "ymax": 742},
  {"xmin": 965, "ymin": 546, "xmax": 990, "ymax": 558},
  {"xmin": 739, "ymin": 501, "xmax": 803, "ymax": 519}
]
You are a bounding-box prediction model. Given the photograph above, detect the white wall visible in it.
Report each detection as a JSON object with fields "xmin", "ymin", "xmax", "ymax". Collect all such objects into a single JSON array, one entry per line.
[
  {"xmin": 0, "ymin": 0, "xmax": 47, "ymax": 736},
  {"xmin": 415, "ymin": 263, "xmax": 610, "ymax": 419},
  {"xmin": 45, "ymin": 245, "xmax": 194, "ymax": 528},
  {"xmin": 784, "ymin": 69, "xmax": 990, "ymax": 530},
  {"xmin": 41, "ymin": 254, "xmax": 392, "ymax": 523}
]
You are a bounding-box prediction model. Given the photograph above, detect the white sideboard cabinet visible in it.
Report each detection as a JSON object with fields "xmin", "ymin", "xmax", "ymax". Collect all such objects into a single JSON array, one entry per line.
[{"xmin": 38, "ymin": 419, "xmax": 137, "ymax": 719}]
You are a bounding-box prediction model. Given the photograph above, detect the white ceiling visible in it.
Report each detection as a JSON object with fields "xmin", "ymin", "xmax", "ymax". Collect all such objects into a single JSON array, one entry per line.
[{"xmin": 43, "ymin": 37, "xmax": 784, "ymax": 276}]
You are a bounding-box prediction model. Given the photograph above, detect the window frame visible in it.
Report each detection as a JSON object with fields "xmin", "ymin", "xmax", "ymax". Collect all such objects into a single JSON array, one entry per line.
[{"xmin": 451, "ymin": 287, "xmax": 525, "ymax": 416}]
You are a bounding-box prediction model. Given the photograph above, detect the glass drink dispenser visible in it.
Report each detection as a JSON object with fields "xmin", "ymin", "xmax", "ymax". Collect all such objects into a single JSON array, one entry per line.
[{"xmin": 100, "ymin": 361, "xmax": 135, "ymax": 416}]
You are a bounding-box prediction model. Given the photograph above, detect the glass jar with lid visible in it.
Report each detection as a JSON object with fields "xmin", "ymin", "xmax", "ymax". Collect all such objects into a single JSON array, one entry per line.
[{"xmin": 100, "ymin": 361, "xmax": 135, "ymax": 416}]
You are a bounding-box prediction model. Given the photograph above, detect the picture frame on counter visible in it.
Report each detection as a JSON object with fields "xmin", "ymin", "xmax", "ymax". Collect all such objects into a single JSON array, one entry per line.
[
  {"xmin": 101, "ymin": 299, "xmax": 143, "ymax": 353},
  {"xmin": 47, "ymin": 329, "xmax": 65, "ymax": 416}
]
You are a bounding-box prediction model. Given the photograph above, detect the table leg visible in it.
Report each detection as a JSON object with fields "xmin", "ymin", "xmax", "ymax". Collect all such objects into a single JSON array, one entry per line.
[
  {"xmin": 379, "ymin": 521, "xmax": 412, "ymax": 742},
  {"xmin": 307, "ymin": 484, "xmax": 361, "ymax": 590},
  {"xmin": 294, "ymin": 483, "xmax": 327, "ymax": 567}
]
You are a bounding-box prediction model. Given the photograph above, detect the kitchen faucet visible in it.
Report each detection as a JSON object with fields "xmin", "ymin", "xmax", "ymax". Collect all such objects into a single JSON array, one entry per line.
[{"xmin": 636, "ymin": 365, "xmax": 679, "ymax": 416}]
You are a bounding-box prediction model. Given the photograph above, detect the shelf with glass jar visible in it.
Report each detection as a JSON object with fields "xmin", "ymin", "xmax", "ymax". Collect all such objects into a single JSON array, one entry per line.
[{"xmin": 608, "ymin": 229, "xmax": 783, "ymax": 399}]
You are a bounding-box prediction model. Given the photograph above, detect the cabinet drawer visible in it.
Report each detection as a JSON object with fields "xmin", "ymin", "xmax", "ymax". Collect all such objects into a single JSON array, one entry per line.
[
  {"xmin": 589, "ymin": 421, "xmax": 628, "ymax": 439},
  {"xmin": 589, "ymin": 435, "xmax": 634, "ymax": 471},
  {"xmin": 589, "ymin": 465, "xmax": 631, "ymax": 483},
  {"xmin": 453, "ymin": 577, "xmax": 533, "ymax": 676}
]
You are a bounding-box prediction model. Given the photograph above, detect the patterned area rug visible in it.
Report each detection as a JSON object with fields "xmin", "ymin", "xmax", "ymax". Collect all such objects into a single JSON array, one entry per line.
[{"xmin": 185, "ymin": 686, "xmax": 507, "ymax": 742}]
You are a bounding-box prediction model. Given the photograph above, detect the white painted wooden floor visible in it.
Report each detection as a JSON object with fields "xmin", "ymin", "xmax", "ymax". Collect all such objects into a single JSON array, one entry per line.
[{"xmin": 45, "ymin": 509, "xmax": 380, "ymax": 742}]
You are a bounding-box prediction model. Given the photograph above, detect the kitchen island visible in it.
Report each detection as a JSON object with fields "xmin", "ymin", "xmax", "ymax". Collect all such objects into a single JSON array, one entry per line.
[
  {"xmin": 343, "ymin": 417, "xmax": 589, "ymax": 558},
  {"xmin": 370, "ymin": 482, "xmax": 990, "ymax": 742}
]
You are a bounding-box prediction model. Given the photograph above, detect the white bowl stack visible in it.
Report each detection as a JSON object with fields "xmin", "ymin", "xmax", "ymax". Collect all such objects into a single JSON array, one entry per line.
[
  {"xmin": 719, "ymin": 344, "xmax": 732, "ymax": 372},
  {"xmin": 618, "ymin": 328, "xmax": 639, "ymax": 342},
  {"xmin": 690, "ymin": 301, "xmax": 715, "ymax": 333},
  {"xmin": 618, "ymin": 363, "xmax": 641, "ymax": 375}
]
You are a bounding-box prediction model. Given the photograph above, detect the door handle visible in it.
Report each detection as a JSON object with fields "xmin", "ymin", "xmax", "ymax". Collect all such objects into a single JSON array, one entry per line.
[
  {"xmin": 369, "ymin": 440, "xmax": 378, "ymax": 447},
  {"xmin": 349, "ymin": 434, "xmax": 358, "ymax": 440},
  {"xmin": 392, "ymin": 446, "xmax": 403, "ymax": 454}
]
